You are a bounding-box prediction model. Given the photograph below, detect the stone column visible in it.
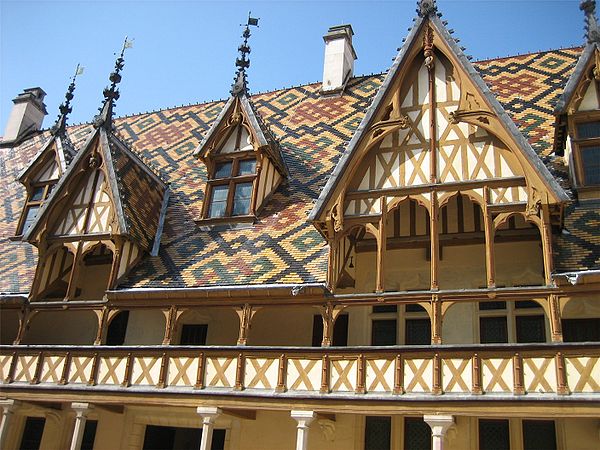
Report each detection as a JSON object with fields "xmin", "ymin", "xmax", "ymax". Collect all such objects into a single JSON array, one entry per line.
[
  {"xmin": 197, "ymin": 407, "xmax": 221, "ymax": 450},
  {"xmin": 69, "ymin": 402, "xmax": 94, "ymax": 450},
  {"xmin": 423, "ymin": 414, "xmax": 454, "ymax": 450},
  {"xmin": 0, "ymin": 399, "xmax": 20, "ymax": 449},
  {"xmin": 291, "ymin": 410, "xmax": 316, "ymax": 450}
]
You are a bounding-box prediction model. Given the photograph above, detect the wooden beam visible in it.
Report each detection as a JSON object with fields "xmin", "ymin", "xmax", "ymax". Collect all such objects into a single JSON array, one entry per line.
[
  {"xmin": 540, "ymin": 204, "xmax": 555, "ymax": 285},
  {"xmin": 376, "ymin": 197, "xmax": 387, "ymax": 293},
  {"xmin": 430, "ymin": 191, "xmax": 439, "ymax": 291},
  {"xmin": 345, "ymin": 177, "xmax": 526, "ymax": 201},
  {"xmin": 483, "ymin": 187, "xmax": 496, "ymax": 288}
]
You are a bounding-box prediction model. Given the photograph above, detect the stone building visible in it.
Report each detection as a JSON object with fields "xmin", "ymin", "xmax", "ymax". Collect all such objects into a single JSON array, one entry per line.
[{"xmin": 0, "ymin": 1, "xmax": 598, "ymax": 449}]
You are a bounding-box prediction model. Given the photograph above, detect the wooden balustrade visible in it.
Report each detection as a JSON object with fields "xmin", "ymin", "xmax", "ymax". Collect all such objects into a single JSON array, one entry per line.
[{"xmin": 1, "ymin": 344, "xmax": 599, "ymax": 398}]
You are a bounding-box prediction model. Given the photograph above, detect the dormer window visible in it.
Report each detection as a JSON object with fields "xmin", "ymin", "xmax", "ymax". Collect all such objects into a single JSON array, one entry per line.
[
  {"xmin": 16, "ymin": 155, "xmax": 60, "ymax": 235},
  {"xmin": 206, "ymin": 157, "xmax": 257, "ymax": 218},
  {"xmin": 572, "ymin": 117, "xmax": 600, "ymax": 186}
]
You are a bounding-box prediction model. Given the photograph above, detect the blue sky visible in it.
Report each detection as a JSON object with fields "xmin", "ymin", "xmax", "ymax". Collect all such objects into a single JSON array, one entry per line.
[{"xmin": 0, "ymin": 0, "xmax": 583, "ymax": 130}]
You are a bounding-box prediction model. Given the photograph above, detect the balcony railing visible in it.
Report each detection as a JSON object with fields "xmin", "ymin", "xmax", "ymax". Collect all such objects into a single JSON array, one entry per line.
[{"xmin": 1, "ymin": 344, "xmax": 598, "ymax": 400}]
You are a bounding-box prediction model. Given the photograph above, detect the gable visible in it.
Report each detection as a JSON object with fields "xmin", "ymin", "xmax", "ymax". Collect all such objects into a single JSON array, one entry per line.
[{"xmin": 311, "ymin": 15, "xmax": 569, "ymax": 225}]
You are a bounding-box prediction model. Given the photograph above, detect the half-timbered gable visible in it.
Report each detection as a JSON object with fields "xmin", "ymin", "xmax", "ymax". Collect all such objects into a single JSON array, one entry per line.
[{"xmin": 310, "ymin": 4, "xmax": 569, "ymax": 295}]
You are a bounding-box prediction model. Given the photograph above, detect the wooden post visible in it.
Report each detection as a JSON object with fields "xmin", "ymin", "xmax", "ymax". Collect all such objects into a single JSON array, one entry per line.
[
  {"xmin": 320, "ymin": 355, "xmax": 330, "ymax": 394},
  {"xmin": 540, "ymin": 205, "xmax": 555, "ymax": 286},
  {"xmin": 393, "ymin": 354, "xmax": 404, "ymax": 394},
  {"xmin": 555, "ymin": 352, "xmax": 569, "ymax": 395},
  {"xmin": 548, "ymin": 294, "xmax": 563, "ymax": 342},
  {"xmin": 320, "ymin": 304, "xmax": 343, "ymax": 347},
  {"xmin": 122, "ymin": 353, "xmax": 133, "ymax": 387},
  {"xmin": 13, "ymin": 308, "xmax": 33, "ymax": 345},
  {"xmin": 162, "ymin": 306, "xmax": 178, "ymax": 346},
  {"xmin": 355, "ymin": 354, "xmax": 366, "ymax": 394},
  {"xmin": 60, "ymin": 352, "xmax": 71, "ymax": 385},
  {"xmin": 376, "ymin": 197, "xmax": 387, "ymax": 293},
  {"xmin": 65, "ymin": 242, "xmax": 83, "ymax": 300},
  {"xmin": 157, "ymin": 353, "xmax": 168, "ymax": 389},
  {"xmin": 513, "ymin": 353, "xmax": 525, "ymax": 395},
  {"xmin": 234, "ymin": 353, "xmax": 245, "ymax": 391},
  {"xmin": 483, "ymin": 188, "xmax": 496, "ymax": 288},
  {"xmin": 31, "ymin": 351, "xmax": 44, "ymax": 384},
  {"xmin": 88, "ymin": 352, "xmax": 99, "ymax": 386},
  {"xmin": 276, "ymin": 354, "xmax": 287, "ymax": 392},
  {"xmin": 431, "ymin": 295, "xmax": 442, "ymax": 344},
  {"xmin": 94, "ymin": 307, "xmax": 109, "ymax": 346},
  {"xmin": 471, "ymin": 353, "xmax": 483, "ymax": 394},
  {"xmin": 195, "ymin": 352, "xmax": 205, "ymax": 389},
  {"xmin": 432, "ymin": 353, "xmax": 442, "ymax": 395},
  {"xmin": 430, "ymin": 192, "xmax": 439, "ymax": 290},
  {"xmin": 107, "ymin": 238, "xmax": 123, "ymax": 289}
]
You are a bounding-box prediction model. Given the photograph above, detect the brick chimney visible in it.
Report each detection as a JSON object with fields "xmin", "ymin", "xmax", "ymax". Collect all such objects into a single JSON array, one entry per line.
[
  {"xmin": 321, "ymin": 25, "xmax": 357, "ymax": 95},
  {"xmin": 2, "ymin": 87, "xmax": 47, "ymax": 145}
]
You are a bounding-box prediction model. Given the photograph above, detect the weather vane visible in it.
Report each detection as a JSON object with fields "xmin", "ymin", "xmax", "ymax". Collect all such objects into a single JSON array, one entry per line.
[{"xmin": 231, "ymin": 13, "xmax": 260, "ymax": 96}]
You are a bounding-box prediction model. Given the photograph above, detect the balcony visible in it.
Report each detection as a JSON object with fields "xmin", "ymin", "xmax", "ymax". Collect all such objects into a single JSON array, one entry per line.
[{"xmin": 1, "ymin": 343, "xmax": 599, "ymax": 402}]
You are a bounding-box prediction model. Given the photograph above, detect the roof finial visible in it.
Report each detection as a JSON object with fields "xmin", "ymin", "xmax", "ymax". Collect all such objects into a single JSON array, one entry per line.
[
  {"xmin": 51, "ymin": 64, "xmax": 84, "ymax": 136},
  {"xmin": 581, "ymin": 1, "xmax": 600, "ymax": 43},
  {"xmin": 230, "ymin": 13, "xmax": 260, "ymax": 96},
  {"xmin": 417, "ymin": 0, "xmax": 438, "ymax": 18},
  {"xmin": 94, "ymin": 36, "xmax": 134, "ymax": 130}
]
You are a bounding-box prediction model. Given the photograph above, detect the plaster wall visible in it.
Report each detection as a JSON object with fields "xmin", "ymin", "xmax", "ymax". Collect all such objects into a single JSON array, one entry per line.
[
  {"xmin": 124, "ymin": 310, "xmax": 165, "ymax": 345},
  {"xmin": 21, "ymin": 310, "xmax": 97, "ymax": 345},
  {"xmin": 175, "ymin": 307, "xmax": 239, "ymax": 345},
  {"xmin": 0, "ymin": 309, "xmax": 19, "ymax": 344}
]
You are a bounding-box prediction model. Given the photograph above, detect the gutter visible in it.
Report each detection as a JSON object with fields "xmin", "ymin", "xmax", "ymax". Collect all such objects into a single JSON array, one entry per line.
[{"xmin": 553, "ymin": 270, "xmax": 600, "ymax": 286}]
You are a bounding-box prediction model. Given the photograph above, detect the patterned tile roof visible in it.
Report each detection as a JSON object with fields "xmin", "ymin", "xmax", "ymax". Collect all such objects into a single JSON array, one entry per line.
[{"xmin": 0, "ymin": 46, "xmax": 596, "ymax": 294}]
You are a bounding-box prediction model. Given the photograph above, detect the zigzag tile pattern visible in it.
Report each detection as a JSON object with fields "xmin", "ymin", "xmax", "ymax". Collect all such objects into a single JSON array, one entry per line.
[
  {"xmin": 555, "ymin": 201, "xmax": 600, "ymax": 272},
  {"xmin": 0, "ymin": 47, "xmax": 595, "ymax": 293},
  {"xmin": 110, "ymin": 138, "xmax": 166, "ymax": 252}
]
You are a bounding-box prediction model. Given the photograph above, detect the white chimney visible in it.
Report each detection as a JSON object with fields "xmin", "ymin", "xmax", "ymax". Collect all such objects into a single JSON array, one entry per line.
[
  {"xmin": 321, "ymin": 24, "xmax": 357, "ymax": 95},
  {"xmin": 2, "ymin": 87, "xmax": 47, "ymax": 145}
]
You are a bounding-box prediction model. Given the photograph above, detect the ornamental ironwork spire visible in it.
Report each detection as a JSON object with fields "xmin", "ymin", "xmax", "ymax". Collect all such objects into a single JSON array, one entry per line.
[
  {"xmin": 581, "ymin": 0, "xmax": 600, "ymax": 43},
  {"xmin": 51, "ymin": 64, "xmax": 83, "ymax": 136},
  {"xmin": 417, "ymin": 0, "xmax": 438, "ymax": 18},
  {"xmin": 94, "ymin": 36, "xmax": 133, "ymax": 130},
  {"xmin": 230, "ymin": 14, "xmax": 260, "ymax": 97}
]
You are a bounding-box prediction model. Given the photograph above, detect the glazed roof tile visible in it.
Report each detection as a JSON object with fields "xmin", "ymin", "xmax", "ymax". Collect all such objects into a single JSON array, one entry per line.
[{"xmin": 0, "ymin": 46, "xmax": 595, "ymax": 294}]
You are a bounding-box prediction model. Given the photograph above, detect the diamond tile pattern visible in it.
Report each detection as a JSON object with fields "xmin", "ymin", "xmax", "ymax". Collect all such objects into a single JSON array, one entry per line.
[{"xmin": 0, "ymin": 46, "xmax": 595, "ymax": 293}]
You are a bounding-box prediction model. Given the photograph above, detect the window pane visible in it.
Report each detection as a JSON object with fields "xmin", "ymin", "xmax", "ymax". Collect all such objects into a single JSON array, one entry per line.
[
  {"xmin": 516, "ymin": 315, "xmax": 546, "ymax": 343},
  {"xmin": 480, "ymin": 301, "xmax": 507, "ymax": 311},
  {"xmin": 372, "ymin": 319, "xmax": 397, "ymax": 346},
  {"xmin": 404, "ymin": 417, "xmax": 431, "ymax": 450},
  {"xmin": 238, "ymin": 159, "xmax": 256, "ymax": 175},
  {"xmin": 214, "ymin": 162, "xmax": 232, "ymax": 178},
  {"xmin": 81, "ymin": 420, "xmax": 98, "ymax": 450},
  {"xmin": 405, "ymin": 318, "xmax": 431, "ymax": 345},
  {"xmin": 30, "ymin": 186, "xmax": 46, "ymax": 201},
  {"xmin": 209, "ymin": 185, "xmax": 229, "ymax": 218},
  {"xmin": 479, "ymin": 419, "xmax": 510, "ymax": 450},
  {"xmin": 480, "ymin": 316, "xmax": 508, "ymax": 343},
  {"xmin": 515, "ymin": 300, "xmax": 541, "ymax": 309},
  {"xmin": 581, "ymin": 146, "xmax": 600, "ymax": 185},
  {"xmin": 562, "ymin": 318, "xmax": 600, "ymax": 342},
  {"xmin": 19, "ymin": 417, "xmax": 46, "ymax": 450},
  {"xmin": 373, "ymin": 305, "xmax": 397, "ymax": 313},
  {"xmin": 232, "ymin": 182, "xmax": 252, "ymax": 216},
  {"xmin": 180, "ymin": 324, "xmax": 208, "ymax": 345},
  {"xmin": 522, "ymin": 420, "xmax": 556, "ymax": 450},
  {"xmin": 406, "ymin": 304, "xmax": 426, "ymax": 313},
  {"xmin": 576, "ymin": 121, "xmax": 600, "ymax": 139},
  {"xmin": 365, "ymin": 416, "xmax": 391, "ymax": 450},
  {"xmin": 22, "ymin": 205, "xmax": 40, "ymax": 233}
]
